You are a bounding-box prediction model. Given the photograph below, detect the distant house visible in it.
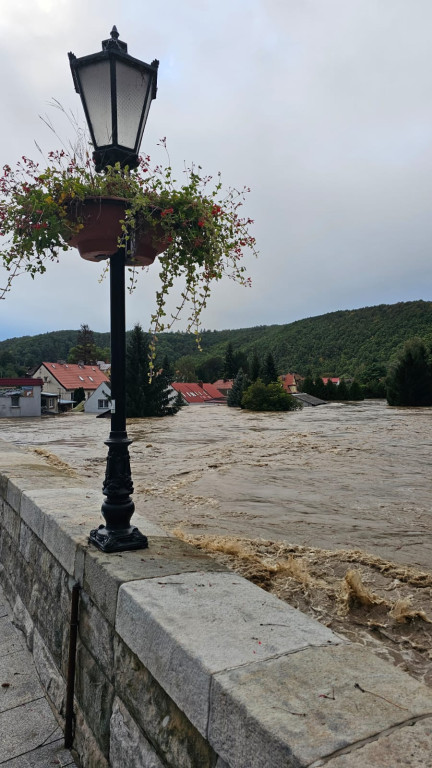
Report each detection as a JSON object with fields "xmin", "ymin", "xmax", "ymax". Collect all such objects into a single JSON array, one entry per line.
[
  {"xmin": 32, "ymin": 362, "xmax": 110, "ymax": 405},
  {"xmin": 212, "ymin": 379, "xmax": 233, "ymax": 397},
  {"xmin": 171, "ymin": 382, "xmax": 226, "ymax": 404},
  {"xmin": 41, "ymin": 391, "xmax": 60, "ymax": 414},
  {"xmin": 322, "ymin": 377, "xmax": 340, "ymax": 386},
  {"xmin": 96, "ymin": 361, "xmax": 111, "ymax": 374},
  {"xmin": 279, "ymin": 373, "xmax": 298, "ymax": 393},
  {"xmin": 0, "ymin": 378, "xmax": 43, "ymax": 418},
  {"xmin": 84, "ymin": 382, "xmax": 112, "ymax": 414}
]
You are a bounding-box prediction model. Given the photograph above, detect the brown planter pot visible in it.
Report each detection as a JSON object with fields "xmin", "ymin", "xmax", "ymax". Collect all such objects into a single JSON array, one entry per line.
[{"xmin": 67, "ymin": 197, "xmax": 168, "ymax": 266}]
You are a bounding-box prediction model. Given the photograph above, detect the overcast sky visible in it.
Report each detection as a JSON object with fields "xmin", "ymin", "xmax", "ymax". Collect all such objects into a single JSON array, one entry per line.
[{"xmin": 1, "ymin": 0, "xmax": 432, "ymax": 341}]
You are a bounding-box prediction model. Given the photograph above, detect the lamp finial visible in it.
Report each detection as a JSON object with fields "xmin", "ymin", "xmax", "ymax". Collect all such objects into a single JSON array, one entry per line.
[{"xmin": 102, "ymin": 26, "xmax": 127, "ymax": 52}]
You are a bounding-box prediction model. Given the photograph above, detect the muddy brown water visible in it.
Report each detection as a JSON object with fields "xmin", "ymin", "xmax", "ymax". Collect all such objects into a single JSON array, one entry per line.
[
  {"xmin": 1, "ymin": 400, "xmax": 431, "ymax": 686},
  {"xmin": 1, "ymin": 399, "xmax": 430, "ymax": 570}
]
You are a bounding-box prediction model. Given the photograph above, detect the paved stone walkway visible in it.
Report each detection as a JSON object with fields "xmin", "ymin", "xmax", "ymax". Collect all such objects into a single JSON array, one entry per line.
[{"xmin": 0, "ymin": 583, "xmax": 77, "ymax": 767}]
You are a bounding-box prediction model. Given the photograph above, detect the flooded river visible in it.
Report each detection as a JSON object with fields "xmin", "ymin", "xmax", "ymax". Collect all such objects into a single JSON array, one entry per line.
[
  {"xmin": 1, "ymin": 399, "xmax": 432, "ymax": 685},
  {"xmin": 1, "ymin": 399, "xmax": 430, "ymax": 571}
]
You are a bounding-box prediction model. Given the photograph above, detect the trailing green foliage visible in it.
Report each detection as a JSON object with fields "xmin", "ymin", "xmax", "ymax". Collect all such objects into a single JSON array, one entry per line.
[
  {"xmin": 241, "ymin": 379, "xmax": 302, "ymax": 412},
  {"xmin": 386, "ymin": 338, "xmax": 432, "ymax": 406}
]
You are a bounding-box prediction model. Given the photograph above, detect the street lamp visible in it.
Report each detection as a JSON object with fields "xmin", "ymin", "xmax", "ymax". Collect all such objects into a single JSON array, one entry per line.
[
  {"xmin": 68, "ymin": 28, "xmax": 159, "ymax": 552},
  {"xmin": 69, "ymin": 26, "xmax": 158, "ymax": 171}
]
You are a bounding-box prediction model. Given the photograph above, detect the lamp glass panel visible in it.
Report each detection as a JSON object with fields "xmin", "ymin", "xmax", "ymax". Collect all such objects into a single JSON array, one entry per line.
[
  {"xmin": 137, "ymin": 93, "xmax": 153, "ymax": 148},
  {"xmin": 79, "ymin": 60, "xmax": 112, "ymax": 146},
  {"xmin": 115, "ymin": 60, "xmax": 151, "ymax": 149}
]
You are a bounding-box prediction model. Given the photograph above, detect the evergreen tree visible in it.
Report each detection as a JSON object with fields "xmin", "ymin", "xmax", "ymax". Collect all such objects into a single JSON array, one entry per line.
[
  {"xmin": 386, "ymin": 339, "xmax": 432, "ymax": 406},
  {"xmin": 161, "ymin": 355, "xmax": 175, "ymax": 383},
  {"xmin": 348, "ymin": 380, "xmax": 365, "ymax": 401},
  {"xmin": 223, "ymin": 342, "xmax": 237, "ymax": 379},
  {"xmin": 313, "ymin": 377, "xmax": 327, "ymax": 400},
  {"xmin": 301, "ymin": 376, "xmax": 316, "ymax": 396},
  {"xmin": 126, "ymin": 324, "xmax": 178, "ymax": 417},
  {"xmin": 233, "ymin": 350, "xmax": 249, "ymax": 378},
  {"xmin": 227, "ymin": 368, "xmax": 248, "ymax": 407},
  {"xmin": 174, "ymin": 389, "xmax": 185, "ymax": 408},
  {"xmin": 73, "ymin": 387, "xmax": 85, "ymax": 406},
  {"xmin": 249, "ymin": 350, "xmax": 261, "ymax": 382},
  {"xmin": 262, "ymin": 352, "xmax": 278, "ymax": 385},
  {"xmin": 336, "ymin": 380, "xmax": 350, "ymax": 400},
  {"xmin": 68, "ymin": 324, "xmax": 99, "ymax": 365},
  {"xmin": 324, "ymin": 379, "xmax": 338, "ymax": 400}
]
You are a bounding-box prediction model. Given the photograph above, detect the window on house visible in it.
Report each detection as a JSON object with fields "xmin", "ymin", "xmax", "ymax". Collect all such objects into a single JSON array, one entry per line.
[
  {"xmin": 79, "ymin": 376, "xmax": 84, "ymax": 381},
  {"xmin": 11, "ymin": 395, "xmax": 20, "ymax": 407},
  {"xmin": 98, "ymin": 399, "xmax": 109, "ymax": 409},
  {"xmin": 89, "ymin": 376, "xmax": 94, "ymax": 382}
]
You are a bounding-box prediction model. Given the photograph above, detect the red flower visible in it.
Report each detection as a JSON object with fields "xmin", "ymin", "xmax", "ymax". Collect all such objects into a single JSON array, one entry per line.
[
  {"xmin": 198, "ymin": 219, "xmax": 205, "ymax": 228},
  {"xmin": 161, "ymin": 207, "xmax": 174, "ymax": 217}
]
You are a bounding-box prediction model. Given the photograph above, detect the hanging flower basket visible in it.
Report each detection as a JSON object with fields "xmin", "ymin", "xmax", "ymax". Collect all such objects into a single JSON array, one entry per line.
[
  {"xmin": 0, "ymin": 143, "xmax": 257, "ymax": 364},
  {"xmin": 67, "ymin": 196, "xmax": 168, "ymax": 266}
]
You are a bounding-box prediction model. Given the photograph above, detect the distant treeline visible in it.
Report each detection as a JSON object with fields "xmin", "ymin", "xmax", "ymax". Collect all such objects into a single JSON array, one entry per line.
[{"xmin": 1, "ymin": 300, "xmax": 431, "ymax": 380}]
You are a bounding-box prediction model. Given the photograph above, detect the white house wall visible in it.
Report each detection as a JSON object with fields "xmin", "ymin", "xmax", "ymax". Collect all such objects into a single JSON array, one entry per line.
[{"xmin": 0, "ymin": 387, "xmax": 41, "ymax": 418}]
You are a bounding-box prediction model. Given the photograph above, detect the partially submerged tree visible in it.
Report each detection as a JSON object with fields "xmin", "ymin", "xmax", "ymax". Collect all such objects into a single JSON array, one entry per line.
[
  {"xmin": 249, "ymin": 350, "xmax": 261, "ymax": 382},
  {"xmin": 126, "ymin": 324, "xmax": 178, "ymax": 417},
  {"xmin": 262, "ymin": 352, "xmax": 278, "ymax": 385},
  {"xmin": 241, "ymin": 379, "xmax": 302, "ymax": 412},
  {"xmin": 227, "ymin": 368, "xmax": 248, "ymax": 407},
  {"xmin": 386, "ymin": 339, "xmax": 432, "ymax": 406},
  {"xmin": 73, "ymin": 386, "xmax": 85, "ymax": 406}
]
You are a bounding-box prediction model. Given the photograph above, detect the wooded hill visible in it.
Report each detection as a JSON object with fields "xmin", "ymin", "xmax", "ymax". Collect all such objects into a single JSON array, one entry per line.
[{"xmin": 1, "ymin": 300, "xmax": 431, "ymax": 379}]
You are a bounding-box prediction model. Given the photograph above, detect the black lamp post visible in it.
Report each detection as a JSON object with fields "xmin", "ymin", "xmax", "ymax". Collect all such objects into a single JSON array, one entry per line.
[{"xmin": 68, "ymin": 28, "xmax": 159, "ymax": 552}]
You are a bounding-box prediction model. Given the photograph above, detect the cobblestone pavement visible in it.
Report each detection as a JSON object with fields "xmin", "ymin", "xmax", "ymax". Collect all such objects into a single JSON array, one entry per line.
[{"xmin": 0, "ymin": 583, "xmax": 78, "ymax": 767}]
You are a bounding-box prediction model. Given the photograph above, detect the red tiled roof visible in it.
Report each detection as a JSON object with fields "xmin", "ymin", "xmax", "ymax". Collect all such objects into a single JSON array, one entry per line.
[
  {"xmin": 279, "ymin": 373, "xmax": 298, "ymax": 392},
  {"xmin": 171, "ymin": 382, "xmax": 224, "ymax": 403},
  {"xmin": 280, "ymin": 374, "xmax": 296, "ymax": 386},
  {"xmin": 40, "ymin": 362, "xmax": 109, "ymax": 390},
  {"xmin": 212, "ymin": 379, "xmax": 233, "ymax": 391},
  {"xmin": 202, "ymin": 383, "xmax": 226, "ymax": 400},
  {"xmin": 0, "ymin": 378, "xmax": 43, "ymax": 387},
  {"xmin": 322, "ymin": 377, "xmax": 340, "ymax": 385}
]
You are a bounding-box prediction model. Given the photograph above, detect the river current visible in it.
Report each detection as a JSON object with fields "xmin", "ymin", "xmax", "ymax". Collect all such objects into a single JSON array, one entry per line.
[
  {"xmin": 2, "ymin": 399, "xmax": 432, "ymax": 685},
  {"xmin": 1, "ymin": 399, "xmax": 430, "ymax": 571}
]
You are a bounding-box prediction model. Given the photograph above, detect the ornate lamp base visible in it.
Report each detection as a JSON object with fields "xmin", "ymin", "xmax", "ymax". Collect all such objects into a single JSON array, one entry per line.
[{"xmin": 89, "ymin": 524, "xmax": 148, "ymax": 553}]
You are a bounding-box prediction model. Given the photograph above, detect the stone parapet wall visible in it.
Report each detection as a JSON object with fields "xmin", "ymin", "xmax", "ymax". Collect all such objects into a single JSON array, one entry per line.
[{"xmin": 1, "ymin": 440, "xmax": 432, "ymax": 767}]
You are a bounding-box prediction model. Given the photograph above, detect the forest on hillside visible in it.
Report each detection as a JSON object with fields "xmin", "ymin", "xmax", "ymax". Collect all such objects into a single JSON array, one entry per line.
[{"xmin": 1, "ymin": 300, "xmax": 431, "ymax": 380}]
